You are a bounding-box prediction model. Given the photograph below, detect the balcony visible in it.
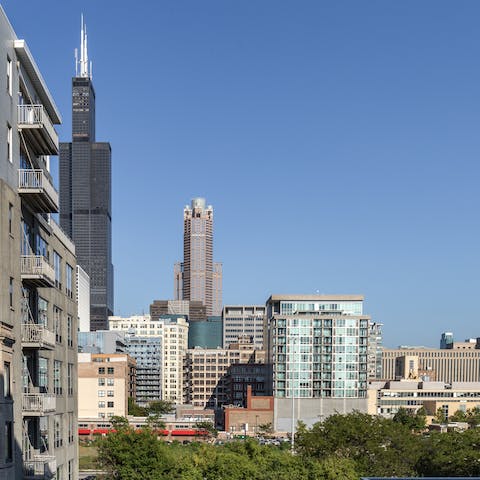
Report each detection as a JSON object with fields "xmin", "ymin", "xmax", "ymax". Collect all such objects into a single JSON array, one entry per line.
[
  {"xmin": 21, "ymin": 323, "xmax": 55, "ymax": 350},
  {"xmin": 23, "ymin": 453, "xmax": 56, "ymax": 479},
  {"xmin": 17, "ymin": 104, "xmax": 59, "ymax": 155},
  {"xmin": 21, "ymin": 255, "xmax": 55, "ymax": 288},
  {"xmin": 22, "ymin": 392, "xmax": 56, "ymax": 416},
  {"xmin": 18, "ymin": 169, "xmax": 59, "ymax": 213}
]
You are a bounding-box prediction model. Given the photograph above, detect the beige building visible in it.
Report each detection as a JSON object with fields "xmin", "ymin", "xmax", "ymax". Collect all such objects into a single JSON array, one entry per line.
[
  {"xmin": 78, "ymin": 353, "xmax": 136, "ymax": 419},
  {"xmin": 174, "ymin": 198, "xmax": 222, "ymax": 317},
  {"xmin": 383, "ymin": 348, "xmax": 480, "ymax": 383},
  {"xmin": 223, "ymin": 305, "xmax": 266, "ymax": 349},
  {"xmin": 184, "ymin": 338, "xmax": 265, "ymax": 408},
  {"xmin": 0, "ymin": 6, "xmax": 78, "ymax": 479},
  {"xmin": 109, "ymin": 314, "xmax": 188, "ymax": 402}
]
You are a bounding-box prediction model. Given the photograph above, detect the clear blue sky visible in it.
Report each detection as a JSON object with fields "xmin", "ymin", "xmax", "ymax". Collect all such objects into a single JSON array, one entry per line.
[{"xmin": 3, "ymin": 1, "xmax": 479, "ymax": 348}]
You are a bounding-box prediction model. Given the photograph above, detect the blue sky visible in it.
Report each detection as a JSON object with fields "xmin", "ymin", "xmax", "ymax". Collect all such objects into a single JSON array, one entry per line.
[{"xmin": 3, "ymin": 1, "xmax": 479, "ymax": 347}]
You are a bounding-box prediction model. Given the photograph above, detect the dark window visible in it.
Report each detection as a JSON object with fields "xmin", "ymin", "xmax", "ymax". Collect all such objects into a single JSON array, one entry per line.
[
  {"xmin": 8, "ymin": 203, "xmax": 12, "ymax": 234},
  {"xmin": 9, "ymin": 278, "xmax": 13, "ymax": 308},
  {"xmin": 3, "ymin": 362, "xmax": 10, "ymax": 398},
  {"xmin": 5, "ymin": 421, "xmax": 12, "ymax": 462}
]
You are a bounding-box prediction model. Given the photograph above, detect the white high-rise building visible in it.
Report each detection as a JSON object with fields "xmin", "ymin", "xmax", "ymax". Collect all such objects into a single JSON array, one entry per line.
[
  {"xmin": 77, "ymin": 265, "xmax": 90, "ymax": 332},
  {"xmin": 109, "ymin": 314, "xmax": 188, "ymax": 402}
]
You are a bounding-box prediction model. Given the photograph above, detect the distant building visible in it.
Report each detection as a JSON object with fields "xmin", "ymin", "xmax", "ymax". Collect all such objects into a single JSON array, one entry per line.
[
  {"xmin": 226, "ymin": 362, "xmax": 272, "ymax": 406},
  {"xmin": 266, "ymin": 294, "xmax": 370, "ymax": 431},
  {"xmin": 78, "ymin": 330, "xmax": 126, "ymax": 354},
  {"xmin": 223, "ymin": 305, "xmax": 266, "ymax": 349},
  {"xmin": 440, "ymin": 331, "xmax": 454, "ymax": 349},
  {"xmin": 77, "ymin": 265, "xmax": 90, "ymax": 331},
  {"xmin": 368, "ymin": 322, "xmax": 383, "ymax": 379},
  {"xmin": 78, "ymin": 353, "xmax": 136, "ymax": 419},
  {"xmin": 184, "ymin": 338, "xmax": 265, "ymax": 408},
  {"xmin": 383, "ymin": 348, "xmax": 480, "ymax": 382},
  {"xmin": 126, "ymin": 335, "xmax": 162, "ymax": 405},
  {"xmin": 150, "ymin": 299, "xmax": 206, "ymax": 321},
  {"xmin": 109, "ymin": 314, "xmax": 188, "ymax": 402},
  {"xmin": 174, "ymin": 198, "xmax": 222, "ymax": 316},
  {"xmin": 188, "ymin": 316, "xmax": 223, "ymax": 348}
]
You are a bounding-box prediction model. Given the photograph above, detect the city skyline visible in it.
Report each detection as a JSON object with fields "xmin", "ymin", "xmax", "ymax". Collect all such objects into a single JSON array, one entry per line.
[{"xmin": 2, "ymin": 1, "xmax": 479, "ymax": 348}]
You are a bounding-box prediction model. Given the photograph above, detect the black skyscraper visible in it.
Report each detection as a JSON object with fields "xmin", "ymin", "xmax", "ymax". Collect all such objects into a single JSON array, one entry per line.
[{"xmin": 59, "ymin": 19, "xmax": 113, "ymax": 330}]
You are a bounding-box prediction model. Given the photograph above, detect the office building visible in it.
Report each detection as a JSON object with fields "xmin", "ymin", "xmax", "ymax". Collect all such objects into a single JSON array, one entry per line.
[
  {"xmin": 440, "ymin": 332, "xmax": 454, "ymax": 349},
  {"xmin": 188, "ymin": 317, "xmax": 223, "ymax": 348},
  {"xmin": 78, "ymin": 330, "xmax": 126, "ymax": 354},
  {"xmin": 78, "ymin": 353, "xmax": 136, "ymax": 419},
  {"xmin": 59, "ymin": 17, "xmax": 113, "ymax": 330},
  {"xmin": 383, "ymin": 347, "xmax": 480, "ymax": 383},
  {"xmin": 223, "ymin": 305, "xmax": 266, "ymax": 349},
  {"xmin": 109, "ymin": 314, "xmax": 188, "ymax": 402},
  {"xmin": 184, "ymin": 338, "xmax": 265, "ymax": 408},
  {"xmin": 266, "ymin": 295, "xmax": 370, "ymax": 430},
  {"xmin": 174, "ymin": 198, "xmax": 222, "ymax": 316},
  {"xmin": 76, "ymin": 265, "xmax": 90, "ymax": 332},
  {"xmin": 367, "ymin": 322, "xmax": 383, "ymax": 379},
  {"xmin": 125, "ymin": 336, "xmax": 162, "ymax": 405},
  {"xmin": 0, "ymin": 7, "xmax": 79, "ymax": 478},
  {"xmin": 150, "ymin": 299, "xmax": 206, "ymax": 321}
]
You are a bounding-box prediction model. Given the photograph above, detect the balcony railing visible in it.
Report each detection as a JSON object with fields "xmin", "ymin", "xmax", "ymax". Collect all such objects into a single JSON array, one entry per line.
[
  {"xmin": 17, "ymin": 104, "xmax": 59, "ymax": 155},
  {"xmin": 20, "ymin": 255, "xmax": 55, "ymax": 287},
  {"xmin": 23, "ymin": 453, "xmax": 56, "ymax": 479},
  {"xmin": 22, "ymin": 393, "xmax": 56, "ymax": 416},
  {"xmin": 18, "ymin": 169, "xmax": 59, "ymax": 213},
  {"xmin": 21, "ymin": 323, "xmax": 55, "ymax": 350}
]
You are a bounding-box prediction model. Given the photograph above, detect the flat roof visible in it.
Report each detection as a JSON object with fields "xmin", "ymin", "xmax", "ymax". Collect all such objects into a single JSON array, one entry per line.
[{"xmin": 267, "ymin": 294, "xmax": 364, "ymax": 302}]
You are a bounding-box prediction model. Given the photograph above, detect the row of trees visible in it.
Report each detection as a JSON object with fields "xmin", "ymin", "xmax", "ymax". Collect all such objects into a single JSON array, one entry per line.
[{"xmin": 95, "ymin": 411, "xmax": 480, "ymax": 479}]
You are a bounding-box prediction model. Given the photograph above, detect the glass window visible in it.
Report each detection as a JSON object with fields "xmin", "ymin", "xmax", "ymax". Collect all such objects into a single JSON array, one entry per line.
[
  {"xmin": 98, "ymin": 390, "xmax": 105, "ymax": 397},
  {"xmin": 5, "ymin": 421, "xmax": 12, "ymax": 463},
  {"xmin": 107, "ymin": 401, "xmax": 114, "ymax": 408},
  {"xmin": 67, "ymin": 364, "xmax": 74, "ymax": 395},
  {"xmin": 6, "ymin": 55, "xmax": 12, "ymax": 95},
  {"xmin": 8, "ymin": 203, "xmax": 13, "ymax": 235},
  {"xmin": 66, "ymin": 264, "xmax": 73, "ymax": 298},
  {"xmin": 54, "ymin": 251, "xmax": 62, "ymax": 289},
  {"xmin": 54, "ymin": 360, "xmax": 62, "ymax": 395},
  {"xmin": 98, "ymin": 367, "xmax": 105, "ymax": 374},
  {"xmin": 3, "ymin": 362, "xmax": 11, "ymax": 398},
  {"xmin": 54, "ymin": 414, "xmax": 63, "ymax": 448},
  {"xmin": 107, "ymin": 367, "xmax": 114, "ymax": 374},
  {"xmin": 107, "ymin": 378, "xmax": 114, "ymax": 386},
  {"xmin": 7, "ymin": 124, "xmax": 12, "ymax": 163},
  {"xmin": 38, "ymin": 297, "xmax": 48, "ymax": 327},
  {"xmin": 98, "ymin": 401, "xmax": 105, "ymax": 408},
  {"xmin": 98, "ymin": 378, "xmax": 105, "ymax": 386},
  {"xmin": 9, "ymin": 277, "xmax": 13, "ymax": 308},
  {"xmin": 35, "ymin": 234, "xmax": 48, "ymax": 259},
  {"xmin": 54, "ymin": 306, "xmax": 62, "ymax": 343},
  {"xmin": 67, "ymin": 315, "xmax": 73, "ymax": 347}
]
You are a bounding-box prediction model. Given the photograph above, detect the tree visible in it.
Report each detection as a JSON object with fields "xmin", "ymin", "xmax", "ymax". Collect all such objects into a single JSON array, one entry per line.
[
  {"xmin": 433, "ymin": 407, "xmax": 448, "ymax": 425},
  {"xmin": 148, "ymin": 400, "xmax": 175, "ymax": 415},
  {"xmin": 128, "ymin": 397, "xmax": 147, "ymax": 416},
  {"xmin": 392, "ymin": 407, "xmax": 426, "ymax": 432},
  {"xmin": 146, "ymin": 414, "xmax": 166, "ymax": 432},
  {"xmin": 195, "ymin": 421, "xmax": 218, "ymax": 438},
  {"xmin": 257, "ymin": 422, "xmax": 274, "ymax": 436}
]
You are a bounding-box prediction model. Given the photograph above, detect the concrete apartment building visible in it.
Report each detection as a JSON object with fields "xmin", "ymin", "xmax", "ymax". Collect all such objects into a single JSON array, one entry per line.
[
  {"xmin": 266, "ymin": 295, "xmax": 370, "ymax": 431},
  {"xmin": 59, "ymin": 18, "xmax": 113, "ymax": 331},
  {"xmin": 382, "ymin": 347, "xmax": 480, "ymax": 383},
  {"xmin": 78, "ymin": 353, "xmax": 136, "ymax": 419},
  {"xmin": 78, "ymin": 330, "xmax": 126, "ymax": 354},
  {"xmin": 184, "ymin": 338, "xmax": 266, "ymax": 408},
  {"xmin": 0, "ymin": 7, "xmax": 78, "ymax": 479},
  {"xmin": 109, "ymin": 314, "xmax": 188, "ymax": 402},
  {"xmin": 223, "ymin": 305, "xmax": 266, "ymax": 349},
  {"xmin": 174, "ymin": 198, "xmax": 222, "ymax": 317}
]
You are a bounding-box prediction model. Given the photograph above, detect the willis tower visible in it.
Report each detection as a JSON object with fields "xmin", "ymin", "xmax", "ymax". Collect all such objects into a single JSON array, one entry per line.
[{"xmin": 60, "ymin": 17, "xmax": 114, "ymax": 330}]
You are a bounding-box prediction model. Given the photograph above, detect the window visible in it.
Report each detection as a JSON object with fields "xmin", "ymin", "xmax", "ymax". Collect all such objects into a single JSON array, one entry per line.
[
  {"xmin": 98, "ymin": 390, "xmax": 105, "ymax": 397},
  {"xmin": 54, "ymin": 360, "xmax": 62, "ymax": 395},
  {"xmin": 107, "ymin": 378, "xmax": 114, "ymax": 386},
  {"xmin": 35, "ymin": 234, "xmax": 48, "ymax": 259},
  {"xmin": 107, "ymin": 367, "xmax": 114, "ymax": 374},
  {"xmin": 68, "ymin": 459, "xmax": 73, "ymax": 480},
  {"xmin": 99, "ymin": 412, "xmax": 105, "ymax": 419},
  {"xmin": 98, "ymin": 367, "xmax": 105, "ymax": 374},
  {"xmin": 67, "ymin": 364, "xmax": 74, "ymax": 395},
  {"xmin": 98, "ymin": 401, "xmax": 105, "ymax": 408},
  {"xmin": 66, "ymin": 263, "xmax": 73, "ymax": 298},
  {"xmin": 67, "ymin": 315, "xmax": 73, "ymax": 347},
  {"xmin": 53, "ymin": 251, "xmax": 62, "ymax": 289},
  {"xmin": 8, "ymin": 203, "xmax": 12, "ymax": 235},
  {"xmin": 68, "ymin": 413, "xmax": 74, "ymax": 443},
  {"xmin": 98, "ymin": 378, "xmax": 105, "ymax": 386},
  {"xmin": 38, "ymin": 297, "xmax": 48, "ymax": 327},
  {"xmin": 9, "ymin": 277, "xmax": 13, "ymax": 308},
  {"xmin": 7, "ymin": 124, "xmax": 12, "ymax": 163},
  {"xmin": 54, "ymin": 306, "xmax": 62, "ymax": 343},
  {"xmin": 54, "ymin": 414, "xmax": 63, "ymax": 448},
  {"xmin": 6, "ymin": 55, "xmax": 12, "ymax": 95},
  {"xmin": 3, "ymin": 362, "xmax": 11, "ymax": 398},
  {"xmin": 107, "ymin": 390, "xmax": 114, "ymax": 397},
  {"xmin": 4, "ymin": 421, "xmax": 12, "ymax": 463},
  {"xmin": 107, "ymin": 401, "xmax": 114, "ymax": 408}
]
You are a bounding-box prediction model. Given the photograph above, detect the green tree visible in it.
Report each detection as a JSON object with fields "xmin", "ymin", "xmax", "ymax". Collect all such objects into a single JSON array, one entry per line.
[
  {"xmin": 146, "ymin": 413, "xmax": 166, "ymax": 431},
  {"xmin": 433, "ymin": 407, "xmax": 448, "ymax": 425},
  {"xmin": 147, "ymin": 399, "xmax": 175, "ymax": 414},
  {"xmin": 393, "ymin": 407, "xmax": 426, "ymax": 432},
  {"xmin": 128, "ymin": 397, "xmax": 147, "ymax": 416},
  {"xmin": 195, "ymin": 421, "xmax": 218, "ymax": 438}
]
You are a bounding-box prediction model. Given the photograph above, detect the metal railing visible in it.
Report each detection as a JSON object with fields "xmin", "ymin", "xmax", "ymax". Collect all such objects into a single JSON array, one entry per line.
[
  {"xmin": 22, "ymin": 393, "xmax": 56, "ymax": 414},
  {"xmin": 18, "ymin": 169, "xmax": 59, "ymax": 206},
  {"xmin": 17, "ymin": 104, "xmax": 57, "ymax": 144},
  {"xmin": 20, "ymin": 255, "xmax": 55, "ymax": 283},
  {"xmin": 24, "ymin": 455, "xmax": 56, "ymax": 478},
  {"xmin": 21, "ymin": 323, "xmax": 55, "ymax": 348}
]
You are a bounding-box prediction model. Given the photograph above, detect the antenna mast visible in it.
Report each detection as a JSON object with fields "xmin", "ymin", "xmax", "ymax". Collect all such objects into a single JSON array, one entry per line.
[{"xmin": 76, "ymin": 14, "xmax": 92, "ymax": 79}]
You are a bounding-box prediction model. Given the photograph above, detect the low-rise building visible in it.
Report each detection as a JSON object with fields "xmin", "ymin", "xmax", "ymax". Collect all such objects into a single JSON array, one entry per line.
[{"xmin": 78, "ymin": 353, "xmax": 136, "ymax": 419}]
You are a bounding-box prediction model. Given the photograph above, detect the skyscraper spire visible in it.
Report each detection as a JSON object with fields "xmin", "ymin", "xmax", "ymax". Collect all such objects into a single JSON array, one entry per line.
[{"xmin": 76, "ymin": 14, "xmax": 91, "ymax": 78}]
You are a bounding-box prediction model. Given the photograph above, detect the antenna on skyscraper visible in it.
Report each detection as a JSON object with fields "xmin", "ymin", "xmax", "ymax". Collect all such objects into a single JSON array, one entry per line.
[{"xmin": 77, "ymin": 13, "xmax": 91, "ymax": 79}]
